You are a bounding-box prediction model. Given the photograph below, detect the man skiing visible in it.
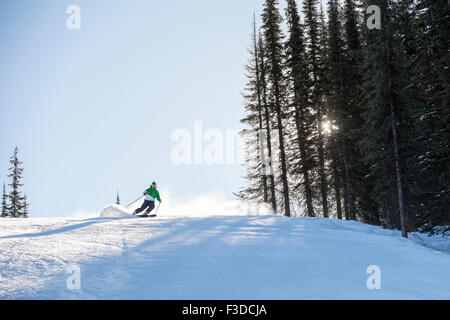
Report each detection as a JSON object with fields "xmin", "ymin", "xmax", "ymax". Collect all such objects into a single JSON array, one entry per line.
[{"xmin": 133, "ymin": 181, "xmax": 161, "ymax": 216}]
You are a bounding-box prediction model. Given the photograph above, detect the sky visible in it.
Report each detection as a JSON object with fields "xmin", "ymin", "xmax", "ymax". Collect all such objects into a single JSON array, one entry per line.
[{"xmin": 0, "ymin": 0, "xmax": 270, "ymax": 217}]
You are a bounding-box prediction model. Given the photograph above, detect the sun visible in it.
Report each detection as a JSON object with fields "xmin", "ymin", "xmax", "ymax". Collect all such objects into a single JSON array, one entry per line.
[
  {"xmin": 322, "ymin": 121, "xmax": 332, "ymax": 135},
  {"xmin": 322, "ymin": 121, "xmax": 338, "ymax": 135}
]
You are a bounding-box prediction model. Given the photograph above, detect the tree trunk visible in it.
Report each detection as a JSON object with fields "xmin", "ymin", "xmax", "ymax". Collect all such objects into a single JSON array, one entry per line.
[
  {"xmin": 260, "ymin": 43, "xmax": 277, "ymax": 213},
  {"xmin": 340, "ymin": 143, "xmax": 350, "ymax": 220},
  {"xmin": 390, "ymin": 101, "xmax": 407, "ymax": 238},
  {"xmin": 264, "ymin": 109, "xmax": 277, "ymax": 213},
  {"xmin": 274, "ymin": 95, "xmax": 291, "ymax": 216},
  {"xmin": 331, "ymin": 149, "xmax": 343, "ymax": 219},
  {"xmin": 317, "ymin": 126, "xmax": 328, "ymax": 218},
  {"xmin": 294, "ymin": 106, "xmax": 315, "ymax": 217},
  {"xmin": 386, "ymin": 36, "xmax": 408, "ymax": 238},
  {"xmin": 342, "ymin": 142, "xmax": 356, "ymax": 220},
  {"xmin": 272, "ymin": 68, "xmax": 291, "ymax": 217}
]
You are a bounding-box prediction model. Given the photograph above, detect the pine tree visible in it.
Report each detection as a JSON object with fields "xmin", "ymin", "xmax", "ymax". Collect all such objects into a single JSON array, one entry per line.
[
  {"xmin": 23, "ymin": 194, "xmax": 29, "ymax": 218},
  {"xmin": 262, "ymin": 0, "xmax": 291, "ymax": 216},
  {"xmin": 1, "ymin": 183, "xmax": 8, "ymax": 218},
  {"xmin": 116, "ymin": 191, "xmax": 121, "ymax": 205},
  {"xmin": 285, "ymin": 0, "xmax": 316, "ymax": 218},
  {"xmin": 410, "ymin": 0, "xmax": 450, "ymax": 234},
  {"xmin": 238, "ymin": 16, "xmax": 273, "ymax": 205},
  {"xmin": 340, "ymin": 0, "xmax": 364, "ymax": 221},
  {"xmin": 258, "ymin": 33, "xmax": 278, "ymax": 212},
  {"xmin": 303, "ymin": 0, "xmax": 329, "ymax": 218},
  {"xmin": 359, "ymin": 0, "xmax": 412, "ymax": 237},
  {"xmin": 7, "ymin": 147, "xmax": 26, "ymax": 218},
  {"xmin": 253, "ymin": 15, "xmax": 269, "ymax": 204},
  {"xmin": 325, "ymin": 0, "xmax": 346, "ymax": 220},
  {"xmin": 318, "ymin": 2, "xmax": 331, "ymax": 218}
]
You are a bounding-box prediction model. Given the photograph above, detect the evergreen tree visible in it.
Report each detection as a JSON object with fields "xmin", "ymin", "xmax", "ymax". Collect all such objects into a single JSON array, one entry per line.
[
  {"xmin": 116, "ymin": 191, "xmax": 121, "ymax": 205},
  {"xmin": 253, "ymin": 15, "xmax": 269, "ymax": 204},
  {"xmin": 238, "ymin": 16, "xmax": 272, "ymax": 205},
  {"xmin": 359, "ymin": 0, "xmax": 411, "ymax": 237},
  {"xmin": 1, "ymin": 183, "xmax": 8, "ymax": 218},
  {"xmin": 23, "ymin": 194, "xmax": 29, "ymax": 218},
  {"xmin": 262, "ymin": 0, "xmax": 291, "ymax": 216},
  {"xmin": 258, "ymin": 33, "xmax": 278, "ymax": 212},
  {"xmin": 410, "ymin": 0, "xmax": 450, "ymax": 234},
  {"xmin": 303, "ymin": 0, "xmax": 329, "ymax": 218},
  {"xmin": 318, "ymin": 2, "xmax": 331, "ymax": 218},
  {"xmin": 340, "ymin": 0, "xmax": 364, "ymax": 221},
  {"xmin": 285, "ymin": 0, "xmax": 316, "ymax": 217},
  {"xmin": 7, "ymin": 147, "xmax": 26, "ymax": 218},
  {"xmin": 325, "ymin": 0, "xmax": 345, "ymax": 220}
]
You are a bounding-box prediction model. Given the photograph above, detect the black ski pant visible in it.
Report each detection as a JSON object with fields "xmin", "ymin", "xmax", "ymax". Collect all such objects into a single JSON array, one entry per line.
[{"xmin": 135, "ymin": 200, "xmax": 155, "ymax": 214}]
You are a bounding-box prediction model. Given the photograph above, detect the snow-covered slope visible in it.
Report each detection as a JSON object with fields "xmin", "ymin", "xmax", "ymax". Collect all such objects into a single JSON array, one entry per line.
[
  {"xmin": 99, "ymin": 204, "xmax": 134, "ymax": 218},
  {"xmin": 0, "ymin": 213, "xmax": 448, "ymax": 299}
]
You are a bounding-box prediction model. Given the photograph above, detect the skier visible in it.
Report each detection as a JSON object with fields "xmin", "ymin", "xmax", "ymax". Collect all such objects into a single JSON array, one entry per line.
[{"xmin": 133, "ymin": 181, "xmax": 162, "ymax": 216}]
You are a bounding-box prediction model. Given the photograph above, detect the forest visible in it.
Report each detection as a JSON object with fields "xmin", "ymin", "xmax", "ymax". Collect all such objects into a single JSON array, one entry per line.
[{"xmin": 237, "ymin": 0, "xmax": 449, "ymax": 237}]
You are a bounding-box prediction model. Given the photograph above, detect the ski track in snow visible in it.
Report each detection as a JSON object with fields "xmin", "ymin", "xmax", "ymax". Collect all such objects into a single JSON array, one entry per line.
[{"xmin": 0, "ymin": 215, "xmax": 449, "ymax": 299}]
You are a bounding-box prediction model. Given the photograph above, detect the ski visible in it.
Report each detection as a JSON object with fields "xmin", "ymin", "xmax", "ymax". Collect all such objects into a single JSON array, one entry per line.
[{"xmin": 136, "ymin": 214, "xmax": 157, "ymax": 218}]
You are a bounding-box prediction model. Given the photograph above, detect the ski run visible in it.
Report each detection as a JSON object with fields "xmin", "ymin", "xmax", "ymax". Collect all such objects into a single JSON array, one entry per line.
[{"xmin": 0, "ymin": 205, "xmax": 449, "ymax": 299}]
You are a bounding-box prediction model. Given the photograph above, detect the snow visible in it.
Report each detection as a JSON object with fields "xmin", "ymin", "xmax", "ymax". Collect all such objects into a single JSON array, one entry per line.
[
  {"xmin": 99, "ymin": 204, "xmax": 133, "ymax": 218},
  {"xmin": 133, "ymin": 189, "xmax": 274, "ymax": 217},
  {"xmin": 0, "ymin": 213, "xmax": 449, "ymax": 299},
  {"xmin": 98, "ymin": 190, "xmax": 274, "ymax": 219}
]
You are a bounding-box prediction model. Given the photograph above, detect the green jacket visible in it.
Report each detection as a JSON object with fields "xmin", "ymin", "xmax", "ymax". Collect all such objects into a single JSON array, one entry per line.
[{"xmin": 144, "ymin": 187, "xmax": 161, "ymax": 202}]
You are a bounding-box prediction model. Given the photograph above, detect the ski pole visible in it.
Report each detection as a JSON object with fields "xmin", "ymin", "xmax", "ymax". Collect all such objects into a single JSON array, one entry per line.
[
  {"xmin": 156, "ymin": 202, "xmax": 161, "ymax": 214},
  {"xmin": 126, "ymin": 195, "xmax": 144, "ymax": 208}
]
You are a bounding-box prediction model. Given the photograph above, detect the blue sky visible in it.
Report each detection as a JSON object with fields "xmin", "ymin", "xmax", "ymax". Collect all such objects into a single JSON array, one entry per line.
[{"xmin": 0, "ymin": 0, "xmax": 268, "ymax": 217}]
